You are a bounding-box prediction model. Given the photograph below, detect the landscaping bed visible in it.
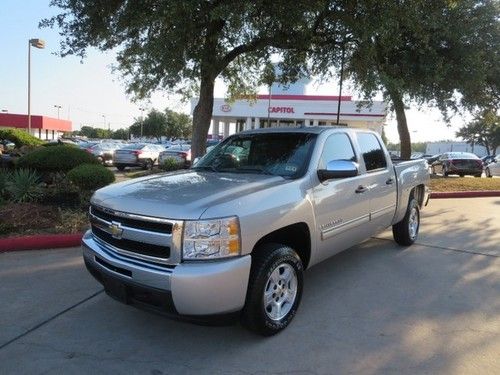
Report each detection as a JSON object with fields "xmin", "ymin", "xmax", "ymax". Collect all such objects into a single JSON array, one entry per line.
[
  {"xmin": 0, "ymin": 203, "xmax": 88, "ymax": 238},
  {"xmin": 429, "ymin": 175, "xmax": 500, "ymax": 192}
]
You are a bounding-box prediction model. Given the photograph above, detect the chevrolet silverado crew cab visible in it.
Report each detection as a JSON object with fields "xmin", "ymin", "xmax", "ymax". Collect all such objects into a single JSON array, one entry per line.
[{"xmin": 83, "ymin": 127, "xmax": 429, "ymax": 335}]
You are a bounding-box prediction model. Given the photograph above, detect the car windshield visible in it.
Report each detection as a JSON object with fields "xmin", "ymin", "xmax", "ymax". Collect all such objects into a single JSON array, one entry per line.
[{"xmin": 193, "ymin": 132, "xmax": 317, "ymax": 178}]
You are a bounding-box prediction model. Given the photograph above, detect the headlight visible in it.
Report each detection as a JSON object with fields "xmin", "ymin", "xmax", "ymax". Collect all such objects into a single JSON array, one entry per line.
[{"xmin": 182, "ymin": 216, "xmax": 241, "ymax": 260}]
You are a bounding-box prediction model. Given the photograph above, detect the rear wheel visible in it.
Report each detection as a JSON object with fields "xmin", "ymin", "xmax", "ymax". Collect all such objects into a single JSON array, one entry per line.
[
  {"xmin": 116, "ymin": 165, "xmax": 126, "ymax": 171},
  {"xmin": 143, "ymin": 159, "xmax": 153, "ymax": 170},
  {"xmin": 486, "ymin": 168, "xmax": 492, "ymax": 178},
  {"xmin": 442, "ymin": 166, "xmax": 448, "ymax": 177},
  {"xmin": 241, "ymin": 243, "xmax": 303, "ymax": 336},
  {"xmin": 393, "ymin": 199, "xmax": 420, "ymax": 246}
]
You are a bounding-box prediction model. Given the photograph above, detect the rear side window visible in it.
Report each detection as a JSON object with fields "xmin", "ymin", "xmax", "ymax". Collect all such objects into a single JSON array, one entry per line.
[
  {"xmin": 318, "ymin": 133, "xmax": 356, "ymax": 169},
  {"xmin": 357, "ymin": 133, "xmax": 387, "ymax": 171}
]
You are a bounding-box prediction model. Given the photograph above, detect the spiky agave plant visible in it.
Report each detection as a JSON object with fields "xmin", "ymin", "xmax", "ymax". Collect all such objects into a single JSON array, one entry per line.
[{"xmin": 6, "ymin": 168, "xmax": 44, "ymax": 203}]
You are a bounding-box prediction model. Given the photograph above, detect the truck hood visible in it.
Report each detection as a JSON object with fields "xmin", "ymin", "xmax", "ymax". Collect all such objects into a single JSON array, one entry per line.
[{"xmin": 91, "ymin": 170, "xmax": 288, "ymax": 220}]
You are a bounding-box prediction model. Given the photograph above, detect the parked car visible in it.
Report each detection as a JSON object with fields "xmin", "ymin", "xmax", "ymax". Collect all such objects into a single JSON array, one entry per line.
[
  {"xmin": 431, "ymin": 152, "xmax": 483, "ymax": 177},
  {"xmin": 158, "ymin": 144, "xmax": 192, "ymax": 168},
  {"xmin": 424, "ymin": 154, "xmax": 441, "ymax": 165},
  {"xmin": 113, "ymin": 143, "xmax": 166, "ymax": 171},
  {"xmin": 88, "ymin": 143, "xmax": 122, "ymax": 165},
  {"xmin": 83, "ymin": 127, "xmax": 429, "ymax": 335},
  {"xmin": 485, "ymin": 156, "xmax": 500, "ymax": 177}
]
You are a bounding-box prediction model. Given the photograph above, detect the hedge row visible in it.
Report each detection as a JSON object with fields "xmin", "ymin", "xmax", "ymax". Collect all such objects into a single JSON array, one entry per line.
[
  {"xmin": 16, "ymin": 145, "xmax": 99, "ymax": 173},
  {"xmin": 0, "ymin": 128, "xmax": 44, "ymax": 148}
]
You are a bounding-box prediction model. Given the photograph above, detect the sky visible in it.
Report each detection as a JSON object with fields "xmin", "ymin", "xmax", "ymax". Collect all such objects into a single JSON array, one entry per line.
[{"xmin": 0, "ymin": 0, "xmax": 471, "ymax": 144}]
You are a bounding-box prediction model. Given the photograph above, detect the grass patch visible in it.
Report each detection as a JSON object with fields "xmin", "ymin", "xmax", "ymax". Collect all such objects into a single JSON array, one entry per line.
[{"xmin": 429, "ymin": 175, "xmax": 500, "ymax": 192}]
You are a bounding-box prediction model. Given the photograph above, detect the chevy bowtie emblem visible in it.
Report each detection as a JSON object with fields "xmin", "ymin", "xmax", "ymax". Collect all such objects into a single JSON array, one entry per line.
[{"xmin": 109, "ymin": 221, "xmax": 124, "ymax": 239}]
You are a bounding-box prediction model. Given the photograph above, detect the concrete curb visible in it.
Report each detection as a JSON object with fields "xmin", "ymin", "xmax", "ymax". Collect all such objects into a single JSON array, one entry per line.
[
  {"xmin": 430, "ymin": 191, "xmax": 500, "ymax": 199},
  {"xmin": 0, "ymin": 233, "xmax": 83, "ymax": 253}
]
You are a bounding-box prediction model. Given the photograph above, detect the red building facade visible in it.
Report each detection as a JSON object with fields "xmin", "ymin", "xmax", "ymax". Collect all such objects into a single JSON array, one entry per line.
[{"xmin": 0, "ymin": 113, "xmax": 72, "ymax": 140}]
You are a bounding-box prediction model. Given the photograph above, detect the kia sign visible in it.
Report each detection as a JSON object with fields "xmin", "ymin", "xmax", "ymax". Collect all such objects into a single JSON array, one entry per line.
[
  {"xmin": 269, "ymin": 106, "xmax": 295, "ymax": 113},
  {"xmin": 220, "ymin": 104, "xmax": 231, "ymax": 112}
]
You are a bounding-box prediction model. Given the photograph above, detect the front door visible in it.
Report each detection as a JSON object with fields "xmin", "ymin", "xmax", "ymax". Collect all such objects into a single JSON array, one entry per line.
[{"xmin": 311, "ymin": 132, "xmax": 373, "ymax": 265}]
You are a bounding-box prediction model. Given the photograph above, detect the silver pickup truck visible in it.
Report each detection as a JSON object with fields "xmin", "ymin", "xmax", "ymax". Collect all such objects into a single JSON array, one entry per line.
[{"xmin": 83, "ymin": 127, "xmax": 429, "ymax": 335}]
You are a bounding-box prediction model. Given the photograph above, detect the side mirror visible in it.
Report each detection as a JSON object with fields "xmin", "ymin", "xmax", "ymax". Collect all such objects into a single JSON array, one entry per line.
[{"xmin": 317, "ymin": 160, "xmax": 358, "ymax": 182}]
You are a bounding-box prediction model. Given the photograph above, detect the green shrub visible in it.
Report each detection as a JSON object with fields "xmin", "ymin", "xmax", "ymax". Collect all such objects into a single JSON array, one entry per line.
[
  {"xmin": 67, "ymin": 163, "xmax": 115, "ymax": 191},
  {"xmin": 5, "ymin": 168, "xmax": 44, "ymax": 203},
  {"xmin": 0, "ymin": 170, "xmax": 10, "ymax": 199},
  {"xmin": 16, "ymin": 145, "xmax": 98, "ymax": 173},
  {"xmin": 160, "ymin": 157, "xmax": 183, "ymax": 171},
  {"xmin": 0, "ymin": 128, "xmax": 44, "ymax": 148}
]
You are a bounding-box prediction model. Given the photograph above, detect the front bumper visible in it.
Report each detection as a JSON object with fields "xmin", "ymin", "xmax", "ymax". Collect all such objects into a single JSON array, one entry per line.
[{"xmin": 82, "ymin": 231, "xmax": 251, "ymax": 317}]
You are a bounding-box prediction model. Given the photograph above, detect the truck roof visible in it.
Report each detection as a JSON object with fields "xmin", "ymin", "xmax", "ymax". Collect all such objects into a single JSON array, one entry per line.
[{"xmin": 239, "ymin": 126, "xmax": 351, "ymax": 135}]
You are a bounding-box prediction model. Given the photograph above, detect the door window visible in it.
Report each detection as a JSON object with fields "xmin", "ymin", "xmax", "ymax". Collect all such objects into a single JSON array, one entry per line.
[
  {"xmin": 318, "ymin": 133, "xmax": 356, "ymax": 170},
  {"xmin": 357, "ymin": 133, "xmax": 387, "ymax": 171}
]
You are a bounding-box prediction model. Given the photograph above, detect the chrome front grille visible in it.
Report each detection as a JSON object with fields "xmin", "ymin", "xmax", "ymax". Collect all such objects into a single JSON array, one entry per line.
[{"xmin": 89, "ymin": 205, "xmax": 182, "ymax": 265}]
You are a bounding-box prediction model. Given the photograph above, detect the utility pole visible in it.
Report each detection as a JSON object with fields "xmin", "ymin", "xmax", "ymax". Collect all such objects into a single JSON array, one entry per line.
[
  {"xmin": 54, "ymin": 104, "xmax": 62, "ymax": 119},
  {"xmin": 28, "ymin": 38, "xmax": 45, "ymax": 134},
  {"xmin": 336, "ymin": 40, "xmax": 346, "ymax": 126},
  {"xmin": 139, "ymin": 107, "xmax": 145, "ymax": 138}
]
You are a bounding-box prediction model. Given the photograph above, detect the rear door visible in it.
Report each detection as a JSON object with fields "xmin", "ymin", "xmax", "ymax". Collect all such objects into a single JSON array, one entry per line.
[
  {"xmin": 355, "ymin": 132, "xmax": 398, "ymax": 232},
  {"xmin": 311, "ymin": 132, "xmax": 373, "ymax": 263}
]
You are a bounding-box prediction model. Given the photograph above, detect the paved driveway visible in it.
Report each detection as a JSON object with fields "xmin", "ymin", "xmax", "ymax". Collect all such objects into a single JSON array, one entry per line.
[{"xmin": 1, "ymin": 198, "xmax": 499, "ymax": 374}]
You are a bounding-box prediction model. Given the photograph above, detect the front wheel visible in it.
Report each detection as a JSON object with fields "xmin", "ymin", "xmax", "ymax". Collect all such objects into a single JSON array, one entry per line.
[
  {"xmin": 241, "ymin": 244, "xmax": 303, "ymax": 336},
  {"xmin": 393, "ymin": 199, "xmax": 420, "ymax": 246}
]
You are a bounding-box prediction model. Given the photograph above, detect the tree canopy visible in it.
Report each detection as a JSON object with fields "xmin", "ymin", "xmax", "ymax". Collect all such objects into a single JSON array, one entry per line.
[
  {"xmin": 334, "ymin": 0, "xmax": 499, "ymax": 158},
  {"xmin": 456, "ymin": 109, "xmax": 500, "ymax": 155},
  {"xmin": 129, "ymin": 108, "xmax": 192, "ymax": 141},
  {"xmin": 42, "ymin": 0, "xmax": 331, "ymax": 158}
]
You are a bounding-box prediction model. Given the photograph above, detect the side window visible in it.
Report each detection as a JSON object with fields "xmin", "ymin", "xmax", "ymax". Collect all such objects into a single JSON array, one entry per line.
[
  {"xmin": 318, "ymin": 133, "xmax": 356, "ymax": 170},
  {"xmin": 357, "ymin": 133, "xmax": 387, "ymax": 171}
]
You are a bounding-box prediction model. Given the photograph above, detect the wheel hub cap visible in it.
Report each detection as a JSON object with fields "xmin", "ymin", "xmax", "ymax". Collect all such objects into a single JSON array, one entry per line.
[
  {"xmin": 263, "ymin": 263, "xmax": 297, "ymax": 321},
  {"xmin": 408, "ymin": 207, "xmax": 419, "ymax": 239}
]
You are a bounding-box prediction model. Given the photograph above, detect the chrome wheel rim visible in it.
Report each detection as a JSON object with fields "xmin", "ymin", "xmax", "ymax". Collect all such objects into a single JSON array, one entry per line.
[
  {"xmin": 263, "ymin": 263, "xmax": 297, "ymax": 321},
  {"xmin": 408, "ymin": 206, "xmax": 419, "ymax": 239}
]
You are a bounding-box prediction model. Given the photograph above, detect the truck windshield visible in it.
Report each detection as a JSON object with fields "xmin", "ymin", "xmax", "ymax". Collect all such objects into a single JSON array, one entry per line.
[{"xmin": 193, "ymin": 133, "xmax": 317, "ymax": 178}]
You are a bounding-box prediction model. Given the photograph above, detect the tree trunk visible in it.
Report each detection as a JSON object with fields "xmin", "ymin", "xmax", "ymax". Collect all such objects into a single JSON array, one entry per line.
[
  {"xmin": 191, "ymin": 73, "xmax": 215, "ymax": 160},
  {"xmin": 388, "ymin": 88, "xmax": 411, "ymax": 159}
]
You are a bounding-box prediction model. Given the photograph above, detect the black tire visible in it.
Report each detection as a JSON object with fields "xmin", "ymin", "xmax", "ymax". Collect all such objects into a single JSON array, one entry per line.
[
  {"xmin": 116, "ymin": 165, "xmax": 126, "ymax": 171},
  {"xmin": 393, "ymin": 199, "xmax": 420, "ymax": 246},
  {"xmin": 486, "ymin": 168, "xmax": 492, "ymax": 178},
  {"xmin": 241, "ymin": 243, "xmax": 303, "ymax": 336},
  {"xmin": 143, "ymin": 159, "xmax": 153, "ymax": 170}
]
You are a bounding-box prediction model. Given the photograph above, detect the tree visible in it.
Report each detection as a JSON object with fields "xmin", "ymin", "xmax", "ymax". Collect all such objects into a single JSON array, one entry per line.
[
  {"xmin": 42, "ymin": 0, "xmax": 332, "ymax": 158},
  {"xmin": 320, "ymin": 0, "xmax": 500, "ymax": 159},
  {"xmin": 165, "ymin": 109, "xmax": 192, "ymax": 140},
  {"xmin": 129, "ymin": 109, "xmax": 168, "ymax": 141},
  {"xmin": 112, "ymin": 128, "xmax": 129, "ymax": 140},
  {"xmin": 457, "ymin": 109, "xmax": 500, "ymax": 155}
]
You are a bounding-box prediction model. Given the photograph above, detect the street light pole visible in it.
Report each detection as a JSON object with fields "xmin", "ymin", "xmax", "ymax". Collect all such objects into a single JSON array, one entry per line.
[
  {"xmin": 54, "ymin": 105, "xmax": 62, "ymax": 119},
  {"xmin": 28, "ymin": 38, "xmax": 45, "ymax": 134},
  {"xmin": 139, "ymin": 107, "xmax": 145, "ymax": 138}
]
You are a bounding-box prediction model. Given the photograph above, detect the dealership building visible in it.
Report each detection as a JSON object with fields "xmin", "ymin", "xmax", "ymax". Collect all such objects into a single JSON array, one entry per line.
[
  {"xmin": 0, "ymin": 113, "xmax": 72, "ymax": 140},
  {"xmin": 191, "ymin": 94, "xmax": 386, "ymax": 139}
]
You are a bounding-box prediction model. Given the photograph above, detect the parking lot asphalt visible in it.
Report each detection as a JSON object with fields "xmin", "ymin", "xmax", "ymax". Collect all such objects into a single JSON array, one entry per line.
[{"xmin": 0, "ymin": 198, "xmax": 499, "ymax": 374}]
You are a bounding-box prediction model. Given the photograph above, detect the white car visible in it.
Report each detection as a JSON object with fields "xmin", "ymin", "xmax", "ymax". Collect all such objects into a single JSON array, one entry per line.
[
  {"xmin": 113, "ymin": 143, "xmax": 166, "ymax": 171},
  {"xmin": 485, "ymin": 156, "xmax": 500, "ymax": 177}
]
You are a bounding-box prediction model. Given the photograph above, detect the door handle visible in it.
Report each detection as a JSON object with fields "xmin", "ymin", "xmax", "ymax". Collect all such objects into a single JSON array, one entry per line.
[
  {"xmin": 355, "ymin": 185, "xmax": 368, "ymax": 194},
  {"xmin": 386, "ymin": 178, "xmax": 395, "ymax": 185}
]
